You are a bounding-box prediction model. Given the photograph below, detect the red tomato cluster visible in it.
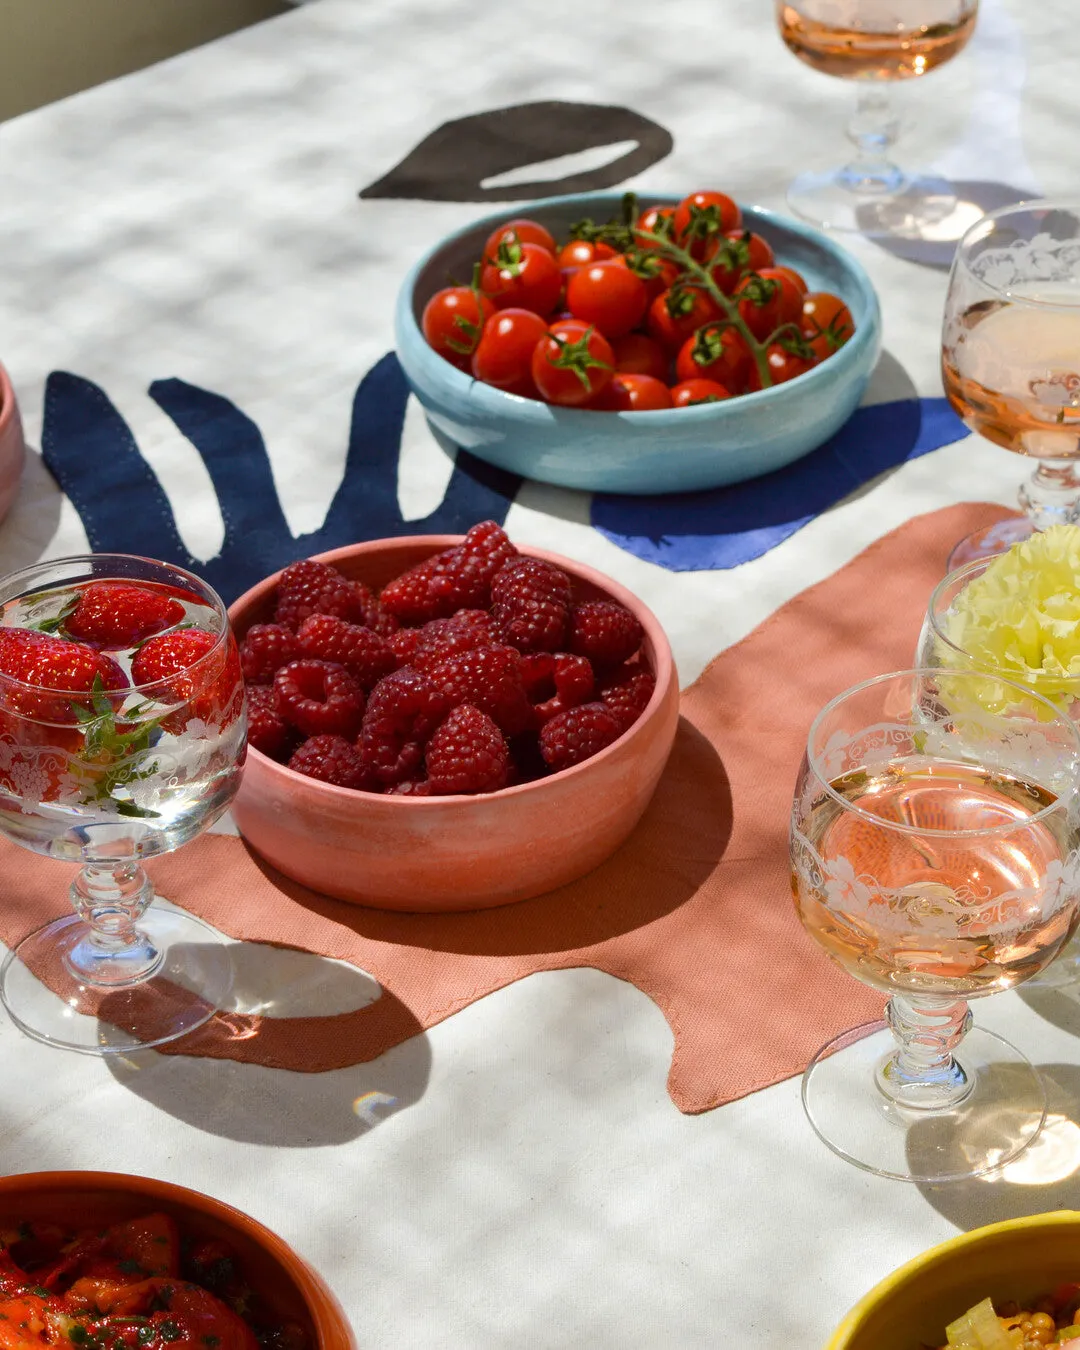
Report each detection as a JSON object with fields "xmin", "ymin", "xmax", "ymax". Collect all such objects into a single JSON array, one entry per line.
[{"xmin": 421, "ymin": 191, "xmax": 856, "ymax": 411}]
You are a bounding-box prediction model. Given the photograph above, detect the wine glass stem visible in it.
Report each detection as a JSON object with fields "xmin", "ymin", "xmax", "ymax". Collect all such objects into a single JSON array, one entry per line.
[
  {"xmin": 838, "ymin": 87, "xmax": 905, "ymax": 196},
  {"xmin": 876, "ymin": 994, "xmax": 974, "ymax": 1110},
  {"xmin": 1019, "ymin": 459, "xmax": 1080, "ymax": 529},
  {"xmin": 65, "ymin": 862, "xmax": 164, "ymax": 988}
]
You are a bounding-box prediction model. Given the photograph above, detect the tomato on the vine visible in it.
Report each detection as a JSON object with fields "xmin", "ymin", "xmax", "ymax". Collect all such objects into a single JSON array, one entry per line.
[
  {"xmin": 801, "ymin": 291, "xmax": 855, "ymax": 346},
  {"xmin": 591, "ymin": 373, "xmax": 673, "ymax": 412},
  {"xmin": 480, "ymin": 240, "xmax": 562, "ymax": 315},
  {"xmin": 557, "ymin": 239, "xmax": 617, "ymax": 268},
  {"xmin": 735, "ymin": 267, "xmax": 804, "ymax": 342},
  {"xmin": 483, "ymin": 218, "xmax": 557, "ymax": 260},
  {"xmin": 634, "ymin": 204, "xmax": 676, "ymax": 250},
  {"xmin": 672, "ymin": 191, "xmax": 742, "ymax": 258},
  {"xmin": 613, "ymin": 251, "xmax": 679, "ymax": 302},
  {"xmin": 772, "ymin": 264, "xmax": 809, "ymax": 296},
  {"xmin": 707, "ymin": 229, "xmax": 775, "ymax": 293},
  {"xmin": 747, "ymin": 342, "xmax": 814, "ymax": 391},
  {"xmin": 611, "ymin": 332, "xmax": 670, "ymax": 382},
  {"xmin": 531, "ymin": 319, "xmax": 615, "ymax": 407},
  {"xmin": 647, "ymin": 286, "xmax": 722, "ymax": 350},
  {"xmin": 566, "ymin": 260, "xmax": 649, "ymax": 340},
  {"xmin": 670, "ymin": 378, "xmax": 733, "ymax": 406},
  {"xmin": 471, "ymin": 308, "xmax": 548, "ymax": 397},
  {"xmin": 421, "ymin": 285, "xmax": 496, "ymax": 370},
  {"xmin": 675, "ymin": 325, "xmax": 751, "ymax": 392}
]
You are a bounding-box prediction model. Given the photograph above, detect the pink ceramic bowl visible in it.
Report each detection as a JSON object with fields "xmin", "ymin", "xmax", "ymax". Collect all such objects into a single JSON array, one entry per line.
[
  {"xmin": 0, "ymin": 362, "xmax": 26, "ymax": 525},
  {"xmin": 229, "ymin": 536, "xmax": 679, "ymax": 912}
]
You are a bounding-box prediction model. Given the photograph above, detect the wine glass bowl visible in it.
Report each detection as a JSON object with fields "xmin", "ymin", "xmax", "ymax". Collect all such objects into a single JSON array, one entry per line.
[
  {"xmin": 776, "ymin": 0, "xmax": 980, "ymax": 238},
  {"xmin": 943, "ymin": 200, "xmax": 1080, "ymax": 567},
  {"xmin": 0, "ymin": 554, "xmax": 246, "ymax": 1053},
  {"xmin": 791, "ymin": 668, "xmax": 1080, "ymax": 1181}
]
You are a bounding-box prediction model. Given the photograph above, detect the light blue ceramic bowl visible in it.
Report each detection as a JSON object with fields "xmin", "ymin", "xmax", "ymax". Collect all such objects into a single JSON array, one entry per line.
[{"xmin": 394, "ymin": 192, "xmax": 882, "ymax": 496}]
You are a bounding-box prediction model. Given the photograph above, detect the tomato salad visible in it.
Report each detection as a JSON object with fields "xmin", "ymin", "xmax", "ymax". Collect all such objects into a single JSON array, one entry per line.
[
  {"xmin": 0, "ymin": 1213, "xmax": 307, "ymax": 1350},
  {"xmin": 421, "ymin": 190, "xmax": 855, "ymax": 410}
]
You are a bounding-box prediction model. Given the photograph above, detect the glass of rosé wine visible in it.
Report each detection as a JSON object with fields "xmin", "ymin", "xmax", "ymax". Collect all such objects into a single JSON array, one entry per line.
[
  {"xmin": 791, "ymin": 668, "xmax": 1080, "ymax": 1183},
  {"xmin": 943, "ymin": 200, "xmax": 1080, "ymax": 568},
  {"xmin": 776, "ymin": 0, "xmax": 979, "ymax": 237},
  {"xmin": 0, "ymin": 554, "xmax": 246, "ymax": 1055}
]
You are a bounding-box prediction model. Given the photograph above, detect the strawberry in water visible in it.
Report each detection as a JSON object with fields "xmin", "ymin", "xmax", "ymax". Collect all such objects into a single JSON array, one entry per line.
[
  {"xmin": 132, "ymin": 629, "xmax": 241, "ymax": 729},
  {"xmin": 0, "ymin": 628, "xmax": 128, "ymax": 723},
  {"xmin": 64, "ymin": 582, "xmax": 186, "ymax": 649}
]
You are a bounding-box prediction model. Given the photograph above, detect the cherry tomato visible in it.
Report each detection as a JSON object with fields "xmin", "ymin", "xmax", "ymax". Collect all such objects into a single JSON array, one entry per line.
[
  {"xmin": 480, "ymin": 241, "xmax": 562, "ymax": 315},
  {"xmin": 591, "ymin": 374, "xmax": 673, "ymax": 412},
  {"xmin": 672, "ymin": 191, "xmax": 742, "ymax": 258},
  {"xmin": 801, "ymin": 291, "xmax": 855, "ymax": 346},
  {"xmin": 566, "ymin": 261, "xmax": 649, "ymax": 340},
  {"xmin": 634, "ymin": 205, "xmax": 676, "ymax": 250},
  {"xmin": 735, "ymin": 267, "xmax": 804, "ymax": 341},
  {"xmin": 647, "ymin": 286, "xmax": 722, "ymax": 350},
  {"xmin": 471, "ymin": 308, "xmax": 548, "ymax": 397},
  {"xmin": 670, "ymin": 378, "xmax": 733, "ymax": 406},
  {"xmin": 557, "ymin": 239, "xmax": 617, "ymax": 267},
  {"xmin": 707, "ymin": 229, "xmax": 775, "ymax": 292},
  {"xmin": 611, "ymin": 332, "xmax": 670, "ymax": 382},
  {"xmin": 483, "ymin": 218, "xmax": 557, "ymax": 260},
  {"xmin": 747, "ymin": 342, "xmax": 814, "ymax": 391},
  {"xmin": 675, "ymin": 326, "xmax": 752, "ymax": 392},
  {"xmin": 613, "ymin": 251, "xmax": 679, "ymax": 302},
  {"xmin": 422, "ymin": 286, "xmax": 495, "ymax": 371},
  {"xmin": 772, "ymin": 264, "xmax": 809, "ymax": 296},
  {"xmin": 531, "ymin": 319, "xmax": 615, "ymax": 407}
]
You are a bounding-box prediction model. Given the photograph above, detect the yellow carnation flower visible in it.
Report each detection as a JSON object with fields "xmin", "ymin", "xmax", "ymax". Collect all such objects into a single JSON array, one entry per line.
[{"xmin": 940, "ymin": 523, "xmax": 1080, "ymax": 709}]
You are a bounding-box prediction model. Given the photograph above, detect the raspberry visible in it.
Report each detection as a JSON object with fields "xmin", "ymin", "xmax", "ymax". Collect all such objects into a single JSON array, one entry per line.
[
  {"xmin": 240, "ymin": 623, "xmax": 298, "ymax": 684},
  {"xmin": 359, "ymin": 666, "xmax": 451, "ymax": 784},
  {"xmin": 539, "ymin": 701, "xmax": 623, "ymax": 772},
  {"xmin": 380, "ymin": 521, "xmax": 516, "ymax": 622},
  {"xmin": 246, "ymin": 685, "xmax": 298, "ymax": 761},
  {"xmin": 274, "ymin": 559, "xmax": 364, "ymax": 630},
  {"xmin": 490, "ymin": 558, "xmax": 573, "ymax": 653},
  {"xmin": 350, "ymin": 578, "xmax": 399, "ymax": 636},
  {"xmin": 518, "ymin": 651, "xmax": 555, "ymax": 697},
  {"xmin": 385, "ymin": 778, "xmax": 433, "ymax": 797},
  {"xmin": 273, "ymin": 659, "xmax": 366, "ymax": 738},
  {"xmin": 65, "ymin": 582, "xmax": 185, "ymax": 649},
  {"xmin": 388, "ymin": 627, "xmax": 423, "ymax": 665},
  {"xmin": 426, "ymin": 704, "xmax": 510, "ymax": 795},
  {"xmin": 410, "ymin": 611, "xmax": 495, "ymax": 674},
  {"xmin": 288, "ymin": 734, "xmax": 370, "ymax": 789},
  {"xmin": 427, "ymin": 645, "xmax": 534, "ymax": 736},
  {"xmin": 599, "ymin": 665, "xmax": 656, "ymax": 731},
  {"xmin": 532, "ymin": 653, "xmax": 595, "ymax": 724},
  {"xmin": 0, "ymin": 628, "xmax": 128, "ymax": 723},
  {"xmin": 295, "ymin": 614, "xmax": 396, "ymax": 690},
  {"xmin": 568, "ymin": 601, "xmax": 643, "ymax": 669}
]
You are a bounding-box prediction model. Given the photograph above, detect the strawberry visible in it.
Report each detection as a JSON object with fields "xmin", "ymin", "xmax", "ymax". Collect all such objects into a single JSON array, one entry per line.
[
  {"xmin": 131, "ymin": 629, "xmax": 241, "ymax": 729},
  {"xmin": 64, "ymin": 582, "xmax": 186, "ymax": 649},
  {"xmin": 0, "ymin": 628, "xmax": 127, "ymax": 723}
]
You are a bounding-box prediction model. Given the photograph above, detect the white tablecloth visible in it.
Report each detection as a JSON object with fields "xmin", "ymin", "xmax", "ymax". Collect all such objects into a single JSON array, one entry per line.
[{"xmin": 2, "ymin": 1, "xmax": 1080, "ymax": 1344}]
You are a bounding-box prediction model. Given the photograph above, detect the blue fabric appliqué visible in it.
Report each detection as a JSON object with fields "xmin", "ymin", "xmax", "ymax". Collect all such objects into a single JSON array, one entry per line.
[{"xmin": 591, "ymin": 397, "xmax": 968, "ymax": 571}]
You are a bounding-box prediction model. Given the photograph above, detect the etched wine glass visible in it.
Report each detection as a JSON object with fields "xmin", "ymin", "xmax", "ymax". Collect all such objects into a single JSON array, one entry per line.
[
  {"xmin": 791, "ymin": 668, "xmax": 1080, "ymax": 1182},
  {"xmin": 0, "ymin": 554, "xmax": 246, "ymax": 1054},
  {"xmin": 943, "ymin": 200, "xmax": 1080, "ymax": 568},
  {"xmin": 776, "ymin": 0, "xmax": 979, "ymax": 237}
]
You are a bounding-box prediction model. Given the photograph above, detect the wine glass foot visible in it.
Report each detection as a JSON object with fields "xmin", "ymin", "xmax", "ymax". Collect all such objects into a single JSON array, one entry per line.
[
  {"xmin": 0, "ymin": 903, "xmax": 233, "ymax": 1055},
  {"xmin": 787, "ymin": 169, "xmax": 962, "ymax": 240},
  {"xmin": 947, "ymin": 517, "xmax": 1034, "ymax": 572},
  {"xmin": 802, "ymin": 1020, "xmax": 1046, "ymax": 1184}
]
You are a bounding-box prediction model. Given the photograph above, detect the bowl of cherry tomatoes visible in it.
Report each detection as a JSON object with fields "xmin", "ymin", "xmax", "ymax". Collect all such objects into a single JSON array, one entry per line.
[{"xmin": 394, "ymin": 189, "xmax": 881, "ymax": 495}]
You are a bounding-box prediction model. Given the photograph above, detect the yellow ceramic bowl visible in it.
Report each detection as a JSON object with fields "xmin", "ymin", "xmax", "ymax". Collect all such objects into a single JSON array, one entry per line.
[{"xmin": 827, "ymin": 1211, "xmax": 1080, "ymax": 1348}]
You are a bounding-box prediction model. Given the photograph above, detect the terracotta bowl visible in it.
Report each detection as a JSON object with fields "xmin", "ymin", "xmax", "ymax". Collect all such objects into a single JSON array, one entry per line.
[
  {"xmin": 228, "ymin": 536, "xmax": 680, "ymax": 912},
  {"xmin": 827, "ymin": 1211, "xmax": 1080, "ymax": 1349},
  {"xmin": 0, "ymin": 1170, "xmax": 355, "ymax": 1350},
  {"xmin": 0, "ymin": 361, "xmax": 26, "ymax": 525}
]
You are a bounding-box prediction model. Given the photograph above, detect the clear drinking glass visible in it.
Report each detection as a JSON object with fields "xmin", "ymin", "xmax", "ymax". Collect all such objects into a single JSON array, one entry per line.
[
  {"xmin": 0, "ymin": 554, "xmax": 246, "ymax": 1054},
  {"xmin": 942, "ymin": 200, "xmax": 1080, "ymax": 569},
  {"xmin": 791, "ymin": 668, "xmax": 1080, "ymax": 1182},
  {"xmin": 776, "ymin": 0, "xmax": 979, "ymax": 238}
]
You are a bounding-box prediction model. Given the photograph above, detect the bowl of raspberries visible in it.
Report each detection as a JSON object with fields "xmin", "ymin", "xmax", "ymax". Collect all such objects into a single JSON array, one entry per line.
[{"xmin": 228, "ymin": 522, "xmax": 679, "ymax": 911}]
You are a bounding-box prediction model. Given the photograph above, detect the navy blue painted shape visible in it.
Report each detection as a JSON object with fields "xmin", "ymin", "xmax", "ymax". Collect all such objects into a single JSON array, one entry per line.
[
  {"xmin": 591, "ymin": 397, "xmax": 969, "ymax": 572},
  {"xmin": 41, "ymin": 352, "xmax": 522, "ymax": 605}
]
